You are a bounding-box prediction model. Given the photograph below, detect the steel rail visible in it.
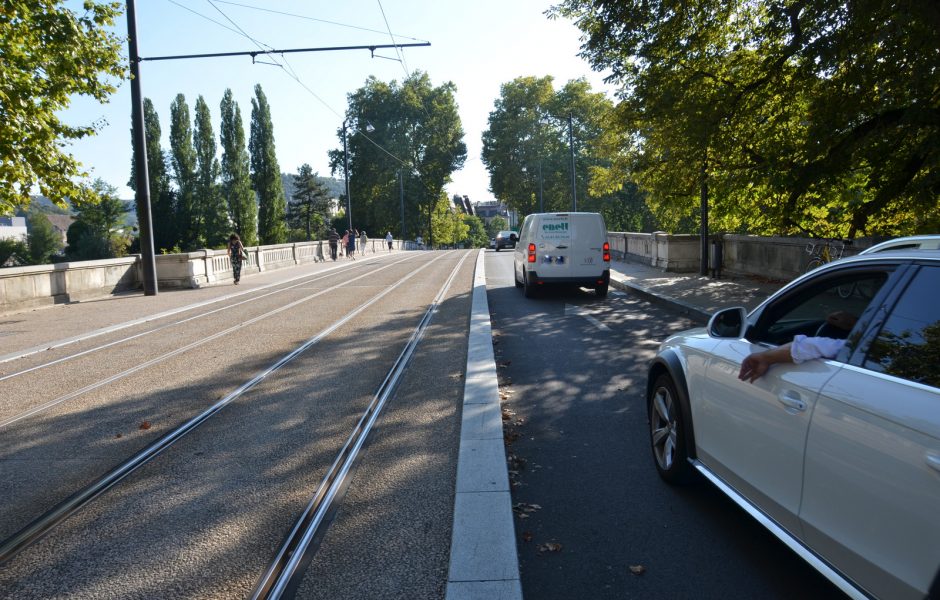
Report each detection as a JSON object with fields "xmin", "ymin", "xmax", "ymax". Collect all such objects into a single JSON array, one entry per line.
[
  {"xmin": 0, "ymin": 256, "xmax": 407, "ymax": 381},
  {"xmin": 251, "ymin": 250, "xmax": 473, "ymax": 599},
  {"xmin": 0, "ymin": 255, "xmax": 394, "ymax": 366},
  {"xmin": 0, "ymin": 252, "xmax": 454, "ymax": 565},
  {"xmin": 0, "ymin": 256, "xmax": 415, "ymax": 430}
]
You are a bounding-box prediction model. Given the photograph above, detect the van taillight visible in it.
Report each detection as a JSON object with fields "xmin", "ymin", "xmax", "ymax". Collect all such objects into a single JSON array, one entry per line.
[
  {"xmin": 603, "ymin": 242, "xmax": 610, "ymax": 262},
  {"xmin": 527, "ymin": 243, "xmax": 536, "ymax": 263}
]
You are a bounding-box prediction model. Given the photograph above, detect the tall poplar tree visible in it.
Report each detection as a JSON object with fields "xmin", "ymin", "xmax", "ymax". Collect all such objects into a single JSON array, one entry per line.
[
  {"xmin": 220, "ymin": 88, "xmax": 257, "ymax": 246},
  {"xmin": 169, "ymin": 94, "xmax": 198, "ymax": 249},
  {"xmin": 249, "ymin": 84, "xmax": 287, "ymax": 245},
  {"xmin": 129, "ymin": 98, "xmax": 177, "ymax": 251},
  {"xmin": 194, "ymin": 95, "xmax": 228, "ymax": 247}
]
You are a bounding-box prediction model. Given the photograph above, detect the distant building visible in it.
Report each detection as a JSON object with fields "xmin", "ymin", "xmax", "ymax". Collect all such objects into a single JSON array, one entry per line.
[
  {"xmin": 473, "ymin": 201, "xmax": 518, "ymax": 228},
  {"xmin": 43, "ymin": 214, "xmax": 75, "ymax": 245},
  {"xmin": 0, "ymin": 216, "xmax": 27, "ymax": 242}
]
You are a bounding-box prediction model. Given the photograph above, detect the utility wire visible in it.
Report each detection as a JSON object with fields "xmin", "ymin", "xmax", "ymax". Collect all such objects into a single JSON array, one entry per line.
[
  {"xmin": 213, "ymin": 0, "xmax": 429, "ymax": 43},
  {"xmin": 164, "ymin": 0, "xmax": 414, "ymax": 171},
  {"xmin": 376, "ymin": 0, "xmax": 409, "ymax": 75}
]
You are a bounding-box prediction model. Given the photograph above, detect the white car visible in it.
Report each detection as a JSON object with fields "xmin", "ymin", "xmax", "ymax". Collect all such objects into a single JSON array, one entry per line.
[
  {"xmin": 859, "ymin": 234, "xmax": 940, "ymax": 254},
  {"xmin": 647, "ymin": 250, "xmax": 940, "ymax": 600}
]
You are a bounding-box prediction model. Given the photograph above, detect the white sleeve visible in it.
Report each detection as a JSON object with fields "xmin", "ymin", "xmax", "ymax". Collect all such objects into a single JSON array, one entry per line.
[{"xmin": 790, "ymin": 335, "xmax": 846, "ymax": 363}]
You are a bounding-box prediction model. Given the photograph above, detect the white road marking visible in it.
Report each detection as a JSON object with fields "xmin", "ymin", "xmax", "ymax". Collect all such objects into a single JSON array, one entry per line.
[{"xmin": 564, "ymin": 304, "xmax": 611, "ymax": 331}]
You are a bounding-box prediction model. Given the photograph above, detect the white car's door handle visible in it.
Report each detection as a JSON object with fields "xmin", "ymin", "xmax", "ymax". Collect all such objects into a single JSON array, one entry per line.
[
  {"xmin": 777, "ymin": 391, "xmax": 807, "ymax": 412},
  {"xmin": 927, "ymin": 452, "xmax": 940, "ymax": 474}
]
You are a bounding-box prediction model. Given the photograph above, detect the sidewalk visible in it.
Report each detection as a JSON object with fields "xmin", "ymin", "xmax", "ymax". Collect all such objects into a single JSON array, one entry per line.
[{"xmin": 608, "ymin": 258, "xmax": 786, "ymax": 323}]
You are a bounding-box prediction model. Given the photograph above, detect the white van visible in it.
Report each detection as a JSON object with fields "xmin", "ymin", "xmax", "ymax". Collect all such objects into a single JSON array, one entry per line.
[{"xmin": 513, "ymin": 212, "xmax": 610, "ymax": 298}]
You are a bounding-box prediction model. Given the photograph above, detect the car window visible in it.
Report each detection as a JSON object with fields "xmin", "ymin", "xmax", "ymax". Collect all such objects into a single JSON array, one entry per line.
[
  {"xmin": 862, "ymin": 266, "xmax": 939, "ymax": 388},
  {"xmin": 752, "ymin": 271, "xmax": 891, "ymax": 348}
]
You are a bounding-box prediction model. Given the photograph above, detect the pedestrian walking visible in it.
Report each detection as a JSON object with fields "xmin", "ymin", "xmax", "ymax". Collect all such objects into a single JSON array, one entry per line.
[
  {"xmin": 228, "ymin": 233, "xmax": 246, "ymax": 285},
  {"xmin": 359, "ymin": 230, "xmax": 368, "ymax": 256},
  {"xmin": 347, "ymin": 229, "xmax": 357, "ymax": 259},
  {"xmin": 386, "ymin": 231, "xmax": 393, "ymax": 252},
  {"xmin": 341, "ymin": 230, "xmax": 349, "ymax": 257},
  {"xmin": 328, "ymin": 228, "xmax": 339, "ymax": 261}
]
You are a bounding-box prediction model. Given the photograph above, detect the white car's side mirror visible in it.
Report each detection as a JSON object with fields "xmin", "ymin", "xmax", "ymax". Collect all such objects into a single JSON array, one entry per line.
[{"xmin": 708, "ymin": 307, "xmax": 748, "ymax": 339}]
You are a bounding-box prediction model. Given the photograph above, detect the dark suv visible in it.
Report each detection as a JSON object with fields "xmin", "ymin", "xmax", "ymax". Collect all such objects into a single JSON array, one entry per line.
[{"xmin": 495, "ymin": 230, "xmax": 517, "ymax": 251}]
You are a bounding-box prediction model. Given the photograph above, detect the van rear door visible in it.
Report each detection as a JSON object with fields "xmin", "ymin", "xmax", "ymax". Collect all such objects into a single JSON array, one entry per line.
[
  {"xmin": 567, "ymin": 214, "xmax": 606, "ymax": 277},
  {"xmin": 535, "ymin": 214, "xmax": 574, "ymax": 278}
]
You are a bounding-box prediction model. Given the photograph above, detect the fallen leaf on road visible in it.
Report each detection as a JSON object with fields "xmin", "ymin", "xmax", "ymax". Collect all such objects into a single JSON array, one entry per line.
[
  {"xmin": 522, "ymin": 531, "xmax": 533, "ymax": 542},
  {"xmin": 537, "ymin": 543, "xmax": 562, "ymax": 553},
  {"xmin": 115, "ymin": 433, "xmax": 123, "ymax": 438},
  {"xmin": 139, "ymin": 421, "xmax": 151, "ymax": 430},
  {"xmin": 498, "ymin": 361, "xmax": 512, "ymax": 368},
  {"xmin": 629, "ymin": 565, "xmax": 646, "ymax": 576}
]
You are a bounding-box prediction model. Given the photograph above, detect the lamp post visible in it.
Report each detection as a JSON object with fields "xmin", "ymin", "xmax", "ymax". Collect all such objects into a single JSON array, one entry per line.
[{"xmin": 568, "ymin": 113, "xmax": 577, "ymax": 212}]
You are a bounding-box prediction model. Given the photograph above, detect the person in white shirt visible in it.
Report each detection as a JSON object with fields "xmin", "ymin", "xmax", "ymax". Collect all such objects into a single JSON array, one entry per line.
[
  {"xmin": 738, "ymin": 311, "xmax": 856, "ymax": 383},
  {"xmin": 386, "ymin": 231, "xmax": 393, "ymax": 252}
]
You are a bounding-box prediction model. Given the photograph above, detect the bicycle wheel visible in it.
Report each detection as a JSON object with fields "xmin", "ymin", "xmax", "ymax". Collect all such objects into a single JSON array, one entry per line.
[{"xmin": 805, "ymin": 258, "xmax": 825, "ymax": 273}]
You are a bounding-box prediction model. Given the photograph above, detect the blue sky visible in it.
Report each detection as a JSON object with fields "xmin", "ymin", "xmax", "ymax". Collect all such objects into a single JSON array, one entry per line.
[{"xmin": 62, "ymin": 0, "xmax": 613, "ymax": 205}]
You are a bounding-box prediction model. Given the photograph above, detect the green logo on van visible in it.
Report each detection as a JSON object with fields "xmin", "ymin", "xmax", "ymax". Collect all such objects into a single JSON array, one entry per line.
[{"xmin": 542, "ymin": 222, "xmax": 568, "ymax": 232}]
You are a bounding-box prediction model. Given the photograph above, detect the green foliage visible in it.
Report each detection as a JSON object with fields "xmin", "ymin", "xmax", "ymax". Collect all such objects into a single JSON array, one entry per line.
[
  {"xmin": 486, "ymin": 216, "xmax": 509, "ymax": 238},
  {"xmin": 0, "ymin": 1, "xmax": 125, "ymax": 215},
  {"xmin": 482, "ymin": 76, "xmax": 617, "ymax": 219},
  {"xmin": 329, "ymin": 72, "xmax": 467, "ymax": 241},
  {"xmin": 169, "ymin": 94, "xmax": 199, "ymax": 249},
  {"xmin": 26, "ymin": 209, "xmax": 62, "ymax": 264},
  {"xmin": 0, "ymin": 238, "xmax": 29, "ymax": 267},
  {"xmin": 67, "ymin": 178, "xmax": 129, "ymax": 259},
  {"xmin": 194, "ymin": 96, "xmax": 229, "ymax": 248},
  {"xmin": 430, "ymin": 193, "xmax": 470, "ymax": 246},
  {"xmin": 463, "ymin": 214, "xmax": 489, "ymax": 247},
  {"xmin": 250, "ymin": 85, "xmax": 287, "ymax": 244},
  {"xmin": 220, "ymin": 89, "xmax": 257, "ymax": 246},
  {"xmin": 129, "ymin": 98, "xmax": 177, "ymax": 252},
  {"xmin": 287, "ymin": 164, "xmax": 331, "ymax": 241},
  {"xmin": 550, "ymin": 0, "xmax": 940, "ymax": 238}
]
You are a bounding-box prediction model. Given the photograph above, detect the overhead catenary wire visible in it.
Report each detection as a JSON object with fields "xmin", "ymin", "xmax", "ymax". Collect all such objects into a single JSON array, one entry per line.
[{"xmin": 159, "ymin": 0, "xmax": 423, "ymax": 182}]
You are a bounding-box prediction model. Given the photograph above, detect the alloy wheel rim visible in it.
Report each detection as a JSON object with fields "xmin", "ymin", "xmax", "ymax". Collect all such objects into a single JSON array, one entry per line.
[{"xmin": 651, "ymin": 387, "xmax": 677, "ymax": 470}]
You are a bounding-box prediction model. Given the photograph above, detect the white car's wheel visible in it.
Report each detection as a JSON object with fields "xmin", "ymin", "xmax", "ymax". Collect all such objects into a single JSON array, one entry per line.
[{"xmin": 649, "ymin": 374, "xmax": 694, "ymax": 484}]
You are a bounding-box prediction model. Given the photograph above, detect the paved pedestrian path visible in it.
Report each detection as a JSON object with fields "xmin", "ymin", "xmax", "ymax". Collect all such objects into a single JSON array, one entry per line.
[{"xmin": 608, "ymin": 257, "xmax": 785, "ymax": 323}]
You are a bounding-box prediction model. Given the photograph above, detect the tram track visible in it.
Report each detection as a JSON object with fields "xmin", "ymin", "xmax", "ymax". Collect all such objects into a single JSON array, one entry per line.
[
  {"xmin": 252, "ymin": 250, "xmax": 472, "ymax": 599},
  {"xmin": 0, "ymin": 255, "xmax": 420, "ymax": 430},
  {"xmin": 0, "ymin": 254, "xmax": 413, "ymax": 381},
  {"xmin": 0, "ymin": 251, "xmax": 461, "ymax": 568}
]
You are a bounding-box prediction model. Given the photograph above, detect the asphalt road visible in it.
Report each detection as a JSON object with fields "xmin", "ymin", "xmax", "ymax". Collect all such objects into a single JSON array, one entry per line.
[{"xmin": 484, "ymin": 250, "xmax": 845, "ymax": 600}]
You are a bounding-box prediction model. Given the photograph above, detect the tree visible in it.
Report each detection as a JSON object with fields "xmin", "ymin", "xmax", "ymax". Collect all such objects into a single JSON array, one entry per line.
[
  {"xmin": 550, "ymin": 0, "xmax": 940, "ymax": 237},
  {"xmin": 220, "ymin": 88, "xmax": 256, "ymax": 246},
  {"xmin": 287, "ymin": 164, "xmax": 331, "ymax": 241},
  {"xmin": 486, "ymin": 215, "xmax": 509, "ymax": 238},
  {"xmin": 129, "ymin": 98, "xmax": 177, "ymax": 252},
  {"xmin": 430, "ymin": 193, "xmax": 470, "ymax": 246},
  {"xmin": 67, "ymin": 178, "xmax": 129, "ymax": 259},
  {"xmin": 169, "ymin": 94, "xmax": 198, "ymax": 249},
  {"xmin": 482, "ymin": 76, "xmax": 620, "ymax": 222},
  {"xmin": 0, "ymin": 239, "xmax": 29, "ymax": 267},
  {"xmin": 0, "ymin": 1, "xmax": 125, "ymax": 215},
  {"xmin": 329, "ymin": 72, "xmax": 467, "ymax": 244},
  {"xmin": 194, "ymin": 95, "xmax": 228, "ymax": 248},
  {"xmin": 463, "ymin": 214, "xmax": 489, "ymax": 248},
  {"xmin": 250, "ymin": 84, "xmax": 287, "ymax": 245},
  {"xmin": 26, "ymin": 209, "xmax": 63, "ymax": 264}
]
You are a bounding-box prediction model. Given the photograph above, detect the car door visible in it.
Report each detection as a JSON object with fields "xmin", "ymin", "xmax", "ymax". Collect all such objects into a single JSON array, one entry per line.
[
  {"xmin": 800, "ymin": 265, "xmax": 940, "ymax": 600},
  {"xmin": 694, "ymin": 269, "xmax": 892, "ymax": 535}
]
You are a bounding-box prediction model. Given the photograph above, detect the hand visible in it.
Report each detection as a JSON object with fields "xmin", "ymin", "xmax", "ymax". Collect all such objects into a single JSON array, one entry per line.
[
  {"xmin": 826, "ymin": 311, "xmax": 858, "ymax": 331},
  {"xmin": 738, "ymin": 353, "xmax": 770, "ymax": 383}
]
